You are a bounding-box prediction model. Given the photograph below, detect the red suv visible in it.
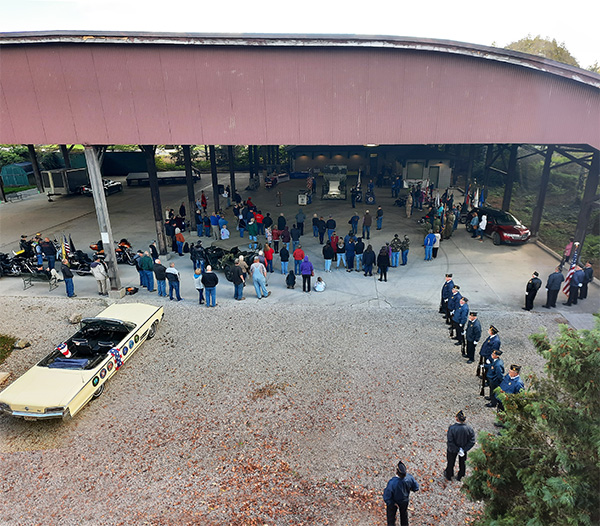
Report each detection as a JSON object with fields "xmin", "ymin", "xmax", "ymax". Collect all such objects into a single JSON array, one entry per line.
[{"xmin": 467, "ymin": 207, "xmax": 531, "ymax": 245}]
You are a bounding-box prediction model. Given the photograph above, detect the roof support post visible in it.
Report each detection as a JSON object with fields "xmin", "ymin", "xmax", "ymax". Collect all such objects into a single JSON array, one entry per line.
[
  {"xmin": 83, "ymin": 145, "xmax": 123, "ymax": 296},
  {"xmin": 574, "ymin": 150, "xmax": 599, "ymax": 250},
  {"xmin": 465, "ymin": 144, "xmax": 476, "ymax": 195},
  {"xmin": 141, "ymin": 145, "xmax": 168, "ymax": 255},
  {"xmin": 482, "ymin": 144, "xmax": 495, "ymax": 188},
  {"xmin": 248, "ymin": 145, "xmax": 255, "ymax": 179},
  {"xmin": 228, "ymin": 146, "xmax": 236, "ymax": 198},
  {"xmin": 27, "ymin": 145, "xmax": 44, "ymax": 193},
  {"xmin": 530, "ymin": 146, "xmax": 554, "ymax": 237},
  {"xmin": 254, "ymin": 145, "xmax": 261, "ymax": 179},
  {"xmin": 209, "ymin": 145, "xmax": 220, "ymax": 213},
  {"xmin": 60, "ymin": 145, "xmax": 72, "ymax": 169},
  {"xmin": 501, "ymin": 144, "xmax": 518, "ymax": 211},
  {"xmin": 183, "ymin": 145, "xmax": 197, "ymax": 231}
]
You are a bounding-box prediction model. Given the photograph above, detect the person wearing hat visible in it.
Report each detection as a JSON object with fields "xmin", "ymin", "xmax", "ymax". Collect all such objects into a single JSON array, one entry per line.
[
  {"xmin": 439, "ymin": 273, "xmax": 454, "ymax": 317},
  {"xmin": 579, "ymin": 261, "xmax": 594, "ymax": 300},
  {"xmin": 477, "ymin": 325, "xmax": 501, "ymax": 380},
  {"xmin": 19, "ymin": 235, "xmax": 34, "ymax": 258},
  {"xmin": 523, "ymin": 271, "xmax": 542, "ymax": 311},
  {"xmin": 465, "ymin": 311, "xmax": 482, "ymax": 364},
  {"xmin": 498, "ymin": 364, "xmax": 525, "ymax": 411},
  {"xmin": 383, "ymin": 460, "xmax": 419, "ymax": 526},
  {"xmin": 447, "ymin": 285, "xmax": 462, "ymax": 331},
  {"xmin": 444, "ymin": 410, "xmax": 476, "ymax": 482},
  {"xmin": 452, "ymin": 297, "xmax": 469, "ymax": 349},
  {"xmin": 484, "ymin": 349, "xmax": 505, "ymax": 407},
  {"xmin": 563, "ymin": 264, "xmax": 585, "ymax": 306}
]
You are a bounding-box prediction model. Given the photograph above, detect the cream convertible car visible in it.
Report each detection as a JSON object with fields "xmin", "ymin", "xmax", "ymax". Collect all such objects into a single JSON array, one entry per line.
[{"xmin": 0, "ymin": 303, "xmax": 163, "ymax": 420}]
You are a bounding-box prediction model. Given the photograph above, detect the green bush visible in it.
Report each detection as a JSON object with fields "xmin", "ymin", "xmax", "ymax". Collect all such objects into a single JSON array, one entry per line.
[{"xmin": 581, "ymin": 235, "xmax": 599, "ymax": 264}]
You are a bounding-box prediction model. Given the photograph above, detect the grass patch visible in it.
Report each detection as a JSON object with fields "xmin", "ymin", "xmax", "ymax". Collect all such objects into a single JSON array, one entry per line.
[
  {"xmin": 250, "ymin": 382, "xmax": 288, "ymax": 401},
  {"xmin": 4, "ymin": 185, "xmax": 35, "ymax": 194},
  {"xmin": 0, "ymin": 334, "xmax": 17, "ymax": 365}
]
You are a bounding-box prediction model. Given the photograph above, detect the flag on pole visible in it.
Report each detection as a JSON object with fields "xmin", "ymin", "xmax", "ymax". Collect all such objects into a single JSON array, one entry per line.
[
  {"xmin": 562, "ymin": 243, "xmax": 580, "ymax": 295},
  {"xmin": 480, "ymin": 186, "xmax": 486, "ymax": 207},
  {"xmin": 474, "ymin": 188, "xmax": 480, "ymax": 208},
  {"xmin": 63, "ymin": 235, "xmax": 71, "ymax": 256},
  {"xmin": 69, "ymin": 235, "xmax": 76, "ymax": 253},
  {"xmin": 61, "ymin": 238, "xmax": 67, "ymax": 260}
]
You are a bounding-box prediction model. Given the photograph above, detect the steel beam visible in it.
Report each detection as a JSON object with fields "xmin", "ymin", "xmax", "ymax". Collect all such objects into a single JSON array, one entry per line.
[
  {"xmin": 530, "ymin": 146, "xmax": 554, "ymax": 237},
  {"xmin": 228, "ymin": 145, "xmax": 236, "ymax": 197},
  {"xmin": 209, "ymin": 145, "xmax": 220, "ymax": 213},
  {"xmin": 183, "ymin": 145, "xmax": 197, "ymax": 231},
  {"xmin": 141, "ymin": 145, "xmax": 168, "ymax": 255},
  {"xmin": 27, "ymin": 145, "xmax": 44, "ymax": 193},
  {"xmin": 501, "ymin": 145, "xmax": 518, "ymax": 211},
  {"xmin": 83, "ymin": 146, "xmax": 123, "ymax": 296},
  {"xmin": 574, "ymin": 150, "xmax": 599, "ymax": 250}
]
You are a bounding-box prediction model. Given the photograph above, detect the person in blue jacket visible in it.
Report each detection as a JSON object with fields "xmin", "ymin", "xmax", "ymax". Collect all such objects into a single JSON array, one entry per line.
[
  {"xmin": 439, "ymin": 273, "xmax": 454, "ymax": 316},
  {"xmin": 447, "ymin": 285, "xmax": 462, "ymax": 334},
  {"xmin": 579, "ymin": 261, "xmax": 594, "ymax": 300},
  {"xmin": 542, "ymin": 267, "xmax": 564, "ymax": 308},
  {"xmin": 452, "ymin": 297, "xmax": 469, "ymax": 348},
  {"xmin": 423, "ymin": 230, "xmax": 436, "ymax": 261},
  {"xmin": 477, "ymin": 325, "xmax": 501, "ymax": 380},
  {"xmin": 497, "ymin": 364, "xmax": 525, "ymax": 412},
  {"xmin": 563, "ymin": 264, "xmax": 585, "ymax": 306},
  {"xmin": 484, "ymin": 349, "xmax": 505, "ymax": 407},
  {"xmin": 465, "ymin": 311, "xmax": 482, "ymax": 363},
  {"xmin": 383, "ymin": 460, "xmax": 419, "ymax": 526}
]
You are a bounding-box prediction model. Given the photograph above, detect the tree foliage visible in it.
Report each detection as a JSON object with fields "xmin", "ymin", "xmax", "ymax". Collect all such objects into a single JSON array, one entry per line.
[
  {"xmin": 505, "ymin": 35, "xmax": 580, "ymax": 68},
  {"xmin": 463, "ymin": 322, "xmax": 600, "ymax": 526},
  {"xmin": 0, "ymin": 145, "xmax": 29, "ymax": 170}
]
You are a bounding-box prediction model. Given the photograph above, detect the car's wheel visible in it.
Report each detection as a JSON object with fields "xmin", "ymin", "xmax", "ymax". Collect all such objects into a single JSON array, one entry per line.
[
  {"xmin": 92, "ymin": 383, "xmax": 105, "ymax": 399},
  {"xmin": 148, "ymin": 320, "xmax": 159, "ymax": 340},
  {"xmin": 223, "ymin": 264, "xmax": 234, "ymax": 282},
  {"xmin": 492, "ymin": 232, "xmax": 502, "ymax": 245}
]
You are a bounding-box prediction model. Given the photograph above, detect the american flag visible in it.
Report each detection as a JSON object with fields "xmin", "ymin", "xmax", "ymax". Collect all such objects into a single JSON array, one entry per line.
[
  {"xmin": 109, "ymin": 347, "xmax": 123, "ymax": 369},
  {"xmin": 56, "ymin": 342, "xmax": 71, "ymax": 358},
  {"xmin": 63, "ymin": 235, "xmax": 71, "ymax": 256},
  {"xmin": 562, "ymin": 243, "xmax": 580, "ymax": 295}
]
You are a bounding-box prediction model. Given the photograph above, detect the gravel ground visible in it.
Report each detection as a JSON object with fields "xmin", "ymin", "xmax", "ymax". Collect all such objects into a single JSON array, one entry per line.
[{"xmin": 0, "ymin": 295, "xmax": 561, "ymax": 526}]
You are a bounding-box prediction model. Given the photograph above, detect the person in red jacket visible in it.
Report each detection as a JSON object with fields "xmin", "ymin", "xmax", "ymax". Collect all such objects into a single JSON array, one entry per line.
[
  {"xmin": 264, "ymin": 243, "xmax": 275, "ymax": 273},
  {"xmin": 271, "ymin": 227, "xmax": 280, "ymax": 253},
  {"xmin": 293, "ymin": 245, "xmax": 305, "ymax": 275},
  {"xmin": 254, "ymin": 210, "xmax": 265, "ymax": 235}
]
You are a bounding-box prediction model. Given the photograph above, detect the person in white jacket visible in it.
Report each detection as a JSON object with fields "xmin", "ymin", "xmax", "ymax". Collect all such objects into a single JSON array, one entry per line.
[{"xmin": 90, "ymin": 258, "xmax": 109, "ymax": 296}]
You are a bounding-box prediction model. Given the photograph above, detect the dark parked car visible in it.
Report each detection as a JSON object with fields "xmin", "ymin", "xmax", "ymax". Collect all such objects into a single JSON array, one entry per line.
[
  {"xmin": 466, "ymin": 207, "xmax": 531, "ymax": 245},
  {"xmin": 80, "ymin": 179, "xmax": 123, "ymax": 196}
]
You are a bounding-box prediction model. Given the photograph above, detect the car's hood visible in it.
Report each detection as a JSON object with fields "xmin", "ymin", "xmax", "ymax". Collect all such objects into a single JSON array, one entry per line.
[
  {"xmin": 500, "ymin": 224, "xmax": 529, "ymax": 234},
  {"xmin": 0, "ymin": 366, "xmax": 95, "ymax": 412}
]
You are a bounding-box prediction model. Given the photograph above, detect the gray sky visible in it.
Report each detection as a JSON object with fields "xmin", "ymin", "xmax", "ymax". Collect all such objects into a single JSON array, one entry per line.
[{"xmin": 1, "ymin": 0, "xmax": 599, "ymax": 68}]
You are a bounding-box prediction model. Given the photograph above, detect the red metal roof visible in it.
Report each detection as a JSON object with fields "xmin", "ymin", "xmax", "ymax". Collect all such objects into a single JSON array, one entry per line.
[{"xmin": 1, "ymin": 32, "xmax": 598, "ymax": 148}]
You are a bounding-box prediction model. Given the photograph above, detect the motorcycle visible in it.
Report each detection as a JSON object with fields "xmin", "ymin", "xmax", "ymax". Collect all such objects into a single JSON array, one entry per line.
[
  {"xmin": 68, "ymin": 250, "xmax": 94, "ymax": 276},
  {"xmin": 0, "ymin": 252, "xmax": 23, "ymax": 277},
  {"xmin": 89, "ymin": 238, "xmax": 136, "ymax": 265}
]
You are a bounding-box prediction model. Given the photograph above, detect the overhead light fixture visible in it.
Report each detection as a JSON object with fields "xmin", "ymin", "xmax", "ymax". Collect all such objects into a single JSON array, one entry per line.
[{"xmin": 365, "ymin": 144, "xmax": 378, "ymax": 147}]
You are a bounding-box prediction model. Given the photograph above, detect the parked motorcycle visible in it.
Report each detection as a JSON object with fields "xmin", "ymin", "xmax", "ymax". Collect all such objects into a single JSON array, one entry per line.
[
  {"xmin": 0, "ymin": 252, "xmax": 23, "ymax": 277},
  {"xmin": 68, "ymin": 250, "xmax": 94, "ymax": 276},
  {"xmin": 89, "ymin": 238, "xmax": 136, "ymax": 265}
]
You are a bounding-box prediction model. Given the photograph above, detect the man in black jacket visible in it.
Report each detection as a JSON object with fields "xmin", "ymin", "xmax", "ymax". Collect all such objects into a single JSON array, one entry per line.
[
  {"xmin": 542, "ymin": 267, "xmax": 564, "ymax": 308},
  {"xmin": 465, "ymin": 311, "xmax": 481, "ymax": 364},
  {"xmin": 153, "ymin": 259, "xmax": 167, "ymax": 297},
  {"xmin": 444, "ymin": 410, "xmax": 476, "ymax": 482},
  {"xmin": 579, "ymin": 261, "xmax": 594, "ymax": 300},
  {"xmin": 484, "ymin": 349, "xmax": 505, "ymax": 407},
  {"xmin": 523, "ymin": 271, "xmax": 542, "ymax": 311}
]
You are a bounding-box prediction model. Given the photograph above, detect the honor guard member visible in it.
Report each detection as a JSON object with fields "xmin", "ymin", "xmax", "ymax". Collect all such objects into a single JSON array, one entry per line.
[
  {"xmin": 497, "ymin": 364, "xmax": 525, "ymax": 411},
  {"xmin": 563, "ymin": 264, "xmax": 585, "ymax": 306},
  {"xmin": 477, "ymin": 325, "xmax": 501, "ymax": 388},
  {"xmin": 465, "ymin": 311, "xmax": 482, "ymax": 364},
  {"xmin": 447, "ymin": 285, "xmax": 462, "ymax": 333},
  {"xmin": 580, "ymin": 261, "xmax": 594, "ymax": 300},
  {"xmin": 444, "ymin": 410, "xmax": 476, "ymax": 482},
  {"xmin": 484, "ymin": 350, "xmax": 505, "ymax": 407},
  {"xmin": 452, "ymin": 297, "xmax": 469, "ymax": 349},
  {"xmin": 542, "ymin": 267, "xmax": 564, "ymax": 309},
  {"xmin": 523, "ymin": 271, "xmax": 542, "ymax": 310},
  {"xmin": 440, "ymin": 273, "xmax": 454, "ymax": 318}
]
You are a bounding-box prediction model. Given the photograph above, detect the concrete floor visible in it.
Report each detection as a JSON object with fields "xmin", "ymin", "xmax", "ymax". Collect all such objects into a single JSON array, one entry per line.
[{"xmin": 0, "ymin": 173, "xmax": 597, "ymax": 329}]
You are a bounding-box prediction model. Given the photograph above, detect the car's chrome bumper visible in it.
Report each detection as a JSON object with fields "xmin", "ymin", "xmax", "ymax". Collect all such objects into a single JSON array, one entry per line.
[{"xmin": 0, "ymin": 405, "xmax": 70, "ymax": 420}]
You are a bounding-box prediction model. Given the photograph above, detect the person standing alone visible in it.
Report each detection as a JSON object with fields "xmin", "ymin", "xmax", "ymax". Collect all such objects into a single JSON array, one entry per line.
[
  {"xmin": 444, "ymin": 410, "xmax": 476, "ymax": 482},
  {"xmin": 383, "ymin": 460, "xmax": 419, "ymax": 526}
]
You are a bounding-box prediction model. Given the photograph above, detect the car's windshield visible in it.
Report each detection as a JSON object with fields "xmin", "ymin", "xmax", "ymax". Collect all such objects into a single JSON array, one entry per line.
[{"xmin": 494, "ymin": 212, "xmax": 518, "ymax": 226}]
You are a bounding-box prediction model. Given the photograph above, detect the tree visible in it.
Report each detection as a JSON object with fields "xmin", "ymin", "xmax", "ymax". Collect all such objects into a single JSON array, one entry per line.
[
  {"xmin": 505, "ymin": 35, "xmax": 580, "ymax": 68},
  {"xmin": 463, "ymin": 321, "xmax": 600, "ymax": 526},
  {"xmin": 0, "ymin": 145, "xmax": 29, "ymax": 169}
]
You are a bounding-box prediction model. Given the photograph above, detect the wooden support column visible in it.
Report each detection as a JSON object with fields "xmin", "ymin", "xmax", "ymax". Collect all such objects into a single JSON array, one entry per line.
[
  {"xmin": 141, "ymin": 145, "xmax": 168, "ymax": 255},
  {"xmin": 248, "ymin": 145, "xmax": 255, "ymax": 179},
  {"xmin": 501, "ymin": 145, "xmax": 518, "ymax": 211},
  {"xmin": 574, "ymin": 150, "xmax": 599, "ymax": 249},
  {"xmin": 228, "ymin": 146, "xmax": 236, "ymax": 197},
  {"xmin": 183, "ymin": 145, "xmax": 197, "ymax": 231},
  {"xmin": 254, "ymin": 145, "xmax": 260, "ymax": 179},
  {"xmin": 209, "ymin": 145, "xmax": 220, "ymax": 213},
  {"xmin": 60, "ymin": 145, "xmax": 72, "ymax": 169},
  {"xmin": 84, "ymin": 146, "xmax": 123, "ymax": 296},
  {"xmin": 530, "ymin": 146, "xmax": 554, "ymax": 237},
  {"xmin": 0, "ymin": 174, "xmax": 7, "ymax": 203},
  {"xmin": 27, "ymin": 145, "xmax": 44, "ymax": 193},
  {"xmin": 482, "ymin": 144, "xmax": 494, "ymax": 188}
]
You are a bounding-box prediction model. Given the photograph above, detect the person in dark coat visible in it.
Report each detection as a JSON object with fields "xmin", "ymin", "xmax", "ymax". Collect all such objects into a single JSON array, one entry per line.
[
  {"xmin": 447, "ymin": 285, "xmax": 462, "ymax": 333},
  {"xmin": 286, "ymin": 270, "xmax": 296, "ymax": 289},
  {"xmin": 497, "ymin": 364, "xmax": 525, "ymax": 412},
  {"xmin": 563, "ymin": 264, "xmax": 585, "ymax": 306},
  {"xmin": 362, "ymin": 244, "xmax": 376, "ymax": 276},
  {"xmin": 354, "ymin": 237, "xmax": 365, "ymax": 272},
  {"xmin": 542, "ymin": 267, "xmax": 564, "ymax": 308},
  {"xmin": 579, "ymin": 261, "xmax": 594, "ymax": 300},
  {"xmin": 444, "ymin": 410, "xmax": 476, "ymax": 482},
  {"xmin": 484, "ymin": 349, "xmax": 505, "ymax": 408},
  {"xmin": 452, "ymin": 297, "xmax": 469, "ymax": 348},
  {"xmin": 383, "ymin": 460, "xmax": 419, "ymax": 526},
  {"xmin": 277, "ymin": 213, "xmax": 287, "ymax": 231},
  {"xmin": 440, "ymin": 273, "xmax": 454, "ymax": 316},
  {"xmin": 464, "ymin": 311, "xmax": 481, "ymax": 364},
  {"xmin": 322, "ymin": 241, "xmax": 334, "ymax": 272},
  {"xmin": 523, "ymin": 271, "xmax": 542, "ymax": 310},
  {"xmin": 60, "ymin": 258, "xmax": 76, "ymax": 298},
  {"xmin": 377, "ymin": 246, "xmax": 390, "ymax": 282}
]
